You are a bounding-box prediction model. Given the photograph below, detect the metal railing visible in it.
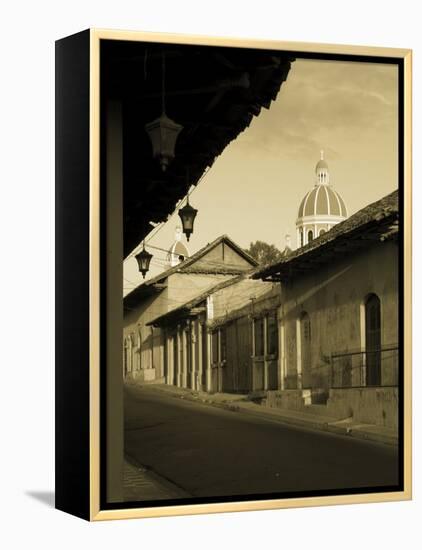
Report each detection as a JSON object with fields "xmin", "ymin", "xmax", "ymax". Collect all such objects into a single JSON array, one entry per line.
[
  {"xmin": 283, "ymin": 346, "xmax": 399, "ymax": 390},
  {"xmin": 330, "ymin": 346, "xmax": 399, "ymax": 388}
]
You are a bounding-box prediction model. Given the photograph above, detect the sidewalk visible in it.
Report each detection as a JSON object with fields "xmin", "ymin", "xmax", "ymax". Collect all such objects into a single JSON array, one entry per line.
[
  {"xmin": 123, "ymin": 457, "xmax": 191, "ymax": 502},
  {"xmin": 137, "ymin": 383, "xmax": 398, "ymax": 447}
]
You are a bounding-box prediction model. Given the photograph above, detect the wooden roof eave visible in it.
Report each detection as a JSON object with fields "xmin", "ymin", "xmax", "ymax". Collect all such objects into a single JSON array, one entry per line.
[{"xmin": 258, "ymin": 215, "xmax": 399, "ymax": 282}]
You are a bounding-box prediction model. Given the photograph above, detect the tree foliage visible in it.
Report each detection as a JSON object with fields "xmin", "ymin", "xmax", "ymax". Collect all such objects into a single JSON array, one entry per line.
[{"xmin": 246, "ymin": 240, "xmax": 283, "ymax": 265}]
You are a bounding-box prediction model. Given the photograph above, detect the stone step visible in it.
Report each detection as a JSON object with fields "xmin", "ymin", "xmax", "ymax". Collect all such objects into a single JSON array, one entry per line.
[
  {"xmin": 302, "ymin": 388, "xmax": 329, "ymax": 405},
  {"xmin": 303, "ymin": 403, "xmax": 338, "ymax": 417}
]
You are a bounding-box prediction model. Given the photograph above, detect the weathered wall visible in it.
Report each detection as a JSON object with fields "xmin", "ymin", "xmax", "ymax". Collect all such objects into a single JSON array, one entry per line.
[
  {"xmin": 281, "ymin": 241, "xmax": 399, "ymax": 389},
  {"xmin": 209, "ymin": 281, "xmax": 281, "ymax": 392},
  {"xmin": 167, "ymin": 273, "xmax": 230, "ymax": 306},
  {"xmin": 193, "ymin": 241, "xmax": 253, "ymax": 271},
  {"xmin": 327, "ymin": 387, "xmax": 399, "ymax": 429},
  {"xmin": 123, "ymin": 272, "xmax": 234, "ymax": 382},
  {"xmin": 211, "ymin": 280, "xmax": 278, "ymax": 323}
]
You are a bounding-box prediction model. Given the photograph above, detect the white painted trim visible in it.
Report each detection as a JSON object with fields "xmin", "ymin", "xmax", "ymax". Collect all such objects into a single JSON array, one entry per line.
[
  {"xmin": 279, "ymin": 320, "xmax": 285, "ymax": 390},
  {"xmin": 296, "ymin": 215, "xmax": 346, "ymax": 226},
  {"xmin": 325, "ymin": 184, "xmax": 331, "ymax": 214},
  {"xmin": 301, "ymin": 190, "xmax": 312, "ymax": 219},
  {"xmin": 314, "ymin": 185, "xmax": 321, "ymax": 216},
  {"xmin": 332, "ymin": 189, "xmax": 342, "ymax": 216}
]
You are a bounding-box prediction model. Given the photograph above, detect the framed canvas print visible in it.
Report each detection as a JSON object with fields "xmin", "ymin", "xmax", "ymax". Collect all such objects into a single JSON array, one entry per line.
[{"xmin": 55, "ymin": 29, "xmax": 412, "ymax": 521}]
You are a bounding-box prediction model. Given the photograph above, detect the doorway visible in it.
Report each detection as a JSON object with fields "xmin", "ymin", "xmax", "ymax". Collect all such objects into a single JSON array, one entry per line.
[{"xmin": 365, "ymin": 294, "xmax": 381, "ymax": 386}]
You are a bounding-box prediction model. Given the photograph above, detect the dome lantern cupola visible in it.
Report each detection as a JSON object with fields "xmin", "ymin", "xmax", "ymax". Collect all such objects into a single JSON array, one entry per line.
[
  {"xmin": 296, "ymin": 151, "xmax": 347, "ymax": 248},
  {"xmin": 315, "ymin": 150, "xmax": 329, "ymax": 185}
]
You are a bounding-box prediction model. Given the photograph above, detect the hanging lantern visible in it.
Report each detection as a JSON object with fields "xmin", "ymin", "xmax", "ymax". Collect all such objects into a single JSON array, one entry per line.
[
  {"xmin": 135, "ymin": 242, "xmax": 153, "ymax": 279},
  {"xmin": 145, "ymin": 113, "xmax": 183, "ymax": 172},
  {"xmin": 178, "ymin": 196, "xmax": 198, "ymax": 242},
  {"xmin": 145, "ymin": 51, "xmax": 183, "ymax": 172}
]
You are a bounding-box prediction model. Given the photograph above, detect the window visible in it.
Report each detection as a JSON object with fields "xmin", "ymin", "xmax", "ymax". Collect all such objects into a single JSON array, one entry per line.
[
  {"xmin": 319, "ymin": 229, "xmax": 326, "ymax": 236},
  {"xmin": 300, "ymin": 230, "xmax": 304, "ymax": 247},
  {"xmin": 211, "ymin": 331, "xmax": 219, "ymax": 364},
  {"xmin": 220, "ymin": 328, "xmax": 227, "ymax": 362},
  {"xmin": 254, "ymin": 317, "xmax": 264, "ymax": 356},
  {"xmin": 308, "ymin": 230, "xmax": 313, "ymax": 242},
  {"xmin": 365, "ymin": 294, "xmax": 381, "ymax": 386},
  {"xmin": 266, "ymin": 312, "xmax": 278, "ymax": 355}
]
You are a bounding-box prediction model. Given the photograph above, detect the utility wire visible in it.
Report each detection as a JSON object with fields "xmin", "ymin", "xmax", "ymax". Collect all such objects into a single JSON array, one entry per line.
[{"xmin": 125, "ymin": 164, "xmax": 212, "ymax": 261}]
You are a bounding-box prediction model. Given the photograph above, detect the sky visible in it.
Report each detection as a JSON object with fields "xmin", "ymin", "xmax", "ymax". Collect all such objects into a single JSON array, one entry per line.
[{"xmin": 124, "ymin": 57, "xmax": 398, "ymax": 295}]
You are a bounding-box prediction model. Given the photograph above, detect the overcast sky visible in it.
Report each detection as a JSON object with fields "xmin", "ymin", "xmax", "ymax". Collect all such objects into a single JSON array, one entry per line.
[{"xmin": 124, "ymin": 57, "xmax": 398, "ymax": 294}]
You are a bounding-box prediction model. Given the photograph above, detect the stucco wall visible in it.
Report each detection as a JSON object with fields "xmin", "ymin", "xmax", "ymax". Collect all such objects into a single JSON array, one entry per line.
[
  {"xmin": 211, "ymin": 279, "xmax": 277, "ymax": 321},
  {"xmin": 123, "ymin": 272, "xmax": 234, "ymax": 381},
  {"xmin": 327, "ymin": 387, "xmax": 398, "ymax": 429},
  {"xmin": 281, "ymin": 241, "xmax": 399, "ymax": 389}
]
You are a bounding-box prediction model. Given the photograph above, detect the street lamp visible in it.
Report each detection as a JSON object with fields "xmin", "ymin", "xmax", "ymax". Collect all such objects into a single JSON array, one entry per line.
[
  {"xmin": 145, "ymin": 113, "xmax": 183, "ymax": 172},
  {"xmin": 178, "ymin": 196, "xmax": 198, "ymax": 242},
  {"xmin": 145, "ymin": 51, "xmax": 183, "ymax": 172},
  {"xmin": 135, "ymin": 242, "xmax": 153, "ymax": 279}
]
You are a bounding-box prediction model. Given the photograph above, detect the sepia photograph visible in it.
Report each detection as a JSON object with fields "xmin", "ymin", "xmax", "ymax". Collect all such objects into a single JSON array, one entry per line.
[{"xmin": 94, "ymin": 34, "xmax": 408, "ymax": 514}]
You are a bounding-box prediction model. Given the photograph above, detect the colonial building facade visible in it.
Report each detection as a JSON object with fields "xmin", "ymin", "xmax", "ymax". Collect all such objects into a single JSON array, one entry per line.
[
  {"xmin": 255, "ymin": 189, "xmax": 399, "ymax": 429},
  {"xmin": 148, "ymin": 274, "xmax": 280, "ymax": 393},
  {"xmin": 123, "ymin": 235, "xmax": 257, "ymax": 384},
  {"xmin": 125, "ymin": 181, "xmax": 399, "ymax": 429}
]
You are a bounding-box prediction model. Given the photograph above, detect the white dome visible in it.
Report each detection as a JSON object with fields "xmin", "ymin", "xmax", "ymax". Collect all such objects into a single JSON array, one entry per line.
[{"xmin": 297, "ymin": 184, "xmax": 347, "ymax": 219}]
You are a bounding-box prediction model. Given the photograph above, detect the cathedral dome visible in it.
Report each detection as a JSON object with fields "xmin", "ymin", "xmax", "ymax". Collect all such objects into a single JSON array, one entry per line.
[
  {"xmin": 295, "ymin": 151, "xmax": 348, "ymax": 248},
  {"xmin": 167, "ymin": 226, "xmax": 190, "ymax": 267},
  {"xmin": 298, "ymin": 185, "xmax": 347, "ymax": 218}
]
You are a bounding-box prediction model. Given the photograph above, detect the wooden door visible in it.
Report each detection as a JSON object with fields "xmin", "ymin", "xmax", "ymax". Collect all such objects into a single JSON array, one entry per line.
[{"xmin": 237, "ymin": 317, "xmax": 252, "ymax": 392}]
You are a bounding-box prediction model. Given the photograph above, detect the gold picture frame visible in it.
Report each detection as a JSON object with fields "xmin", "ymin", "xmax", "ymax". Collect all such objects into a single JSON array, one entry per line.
[{"xmin": 55, "ymin": 28, "xmax": 412, "ymax": 521}]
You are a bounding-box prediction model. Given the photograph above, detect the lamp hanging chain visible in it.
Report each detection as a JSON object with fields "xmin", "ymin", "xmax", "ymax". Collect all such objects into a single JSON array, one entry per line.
[
  {"xmin": 186, "ymin": 166, "xmax": 190, "ymax": 205},
  {"xmin": 161, "ymin": 51, "xmax": 166, "ymax": 115}
]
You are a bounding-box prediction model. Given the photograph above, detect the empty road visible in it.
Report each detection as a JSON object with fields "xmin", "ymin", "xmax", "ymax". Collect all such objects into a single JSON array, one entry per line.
[{"xmin": 124, "ymin": 385, "xmax": 399, "ymax": 501}]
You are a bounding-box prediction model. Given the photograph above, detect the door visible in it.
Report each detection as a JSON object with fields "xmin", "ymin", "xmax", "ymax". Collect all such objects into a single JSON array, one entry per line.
[
  {"xmin": 237, "ymin": 316, "xmax": 252, "ymax": 392},
  {"xmin": 365, "ymin": 294, "xmax": 381, "ymax": 386},
  {"xmin": 300, "ymin": 312, "xmax": 311, "ymax": 387}
]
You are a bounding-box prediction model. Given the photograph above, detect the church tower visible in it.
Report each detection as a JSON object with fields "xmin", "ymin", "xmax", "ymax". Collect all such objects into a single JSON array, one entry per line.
[
  {"xmin": 166, "ymin": 226, "xmax": 190, "ymax": 267},
  {"xmin": 296, "ymin": 151, "xmax": 347, "ymax": 247}
]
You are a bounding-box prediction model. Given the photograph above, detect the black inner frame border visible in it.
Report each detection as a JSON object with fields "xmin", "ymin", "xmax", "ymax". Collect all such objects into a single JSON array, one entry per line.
[{"xmin": 99, "ymin": 42, "xmax": 406, "ymax": 511}]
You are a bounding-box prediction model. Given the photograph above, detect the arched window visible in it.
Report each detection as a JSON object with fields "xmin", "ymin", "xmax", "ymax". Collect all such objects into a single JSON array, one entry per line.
[
  {"xmin": 319, "ymin": 229, "xmax": 326, "ymax": 236},
  {"xmin": 365, "ymin": 294, "xmax": 381, "ymax": 386},
  {"xmin": 308, "ymin": 230, "xmax": 313, "ymax": 242}
]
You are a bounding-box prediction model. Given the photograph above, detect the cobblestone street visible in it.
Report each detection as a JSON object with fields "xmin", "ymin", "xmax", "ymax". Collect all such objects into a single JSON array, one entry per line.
[{"xmin": 123, "ymin": 458, "xmax": 190, "ymax": 502}]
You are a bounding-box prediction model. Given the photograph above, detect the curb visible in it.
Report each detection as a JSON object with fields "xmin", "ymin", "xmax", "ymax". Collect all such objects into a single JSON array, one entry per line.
[{"xmin": 129, "ymin": 383, "xmax": 398, "ymax": 447}]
